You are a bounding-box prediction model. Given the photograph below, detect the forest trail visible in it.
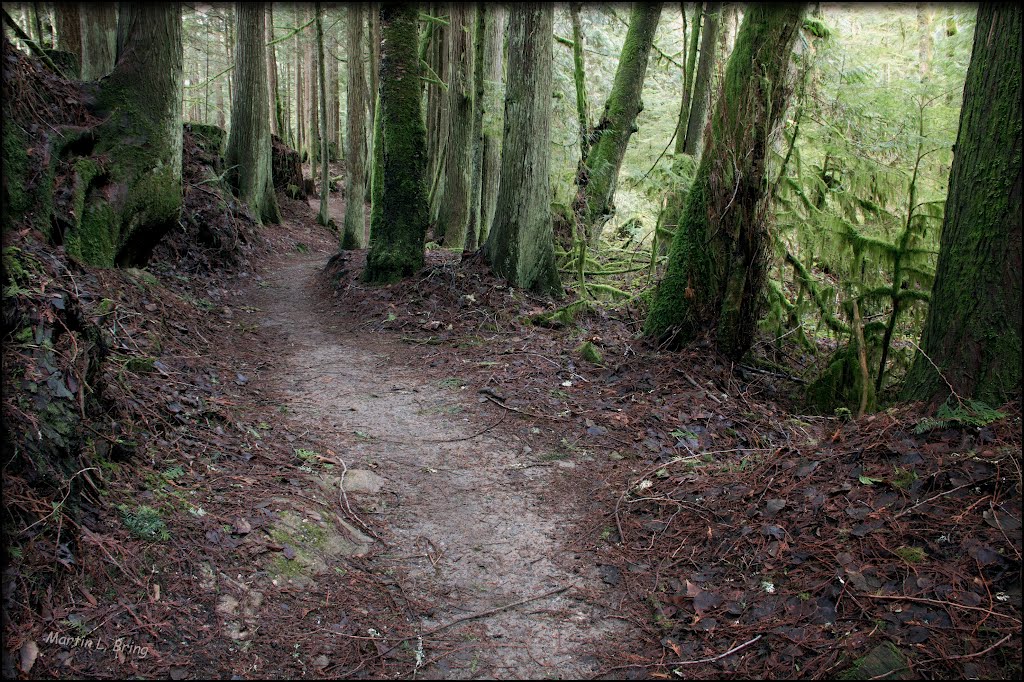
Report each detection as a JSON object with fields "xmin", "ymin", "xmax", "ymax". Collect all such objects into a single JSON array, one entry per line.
[{"xmin": 243, "ymin": 244, "xmax": 622, "ymax": 679}]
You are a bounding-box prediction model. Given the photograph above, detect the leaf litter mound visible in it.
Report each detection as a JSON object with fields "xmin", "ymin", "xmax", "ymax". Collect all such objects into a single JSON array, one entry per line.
[{"xmin": 323, "ymin": 247, "xmax": 1021, "ymax": 679}]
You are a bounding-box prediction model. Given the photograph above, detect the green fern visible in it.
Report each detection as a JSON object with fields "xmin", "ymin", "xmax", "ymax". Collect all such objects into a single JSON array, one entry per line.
[{"xmin": 915, "ymin": 399, "xmax": 1005, "ymax": 434}]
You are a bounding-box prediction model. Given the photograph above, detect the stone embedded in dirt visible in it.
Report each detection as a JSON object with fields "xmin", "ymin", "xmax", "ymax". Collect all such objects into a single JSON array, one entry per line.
[
  {"xmin": 341, "ymin": 469, "xmax": 387, "ymax": 494},
  {"xmin": 599, "ymin": 564, "xmax": 622, "ymax": 586}
]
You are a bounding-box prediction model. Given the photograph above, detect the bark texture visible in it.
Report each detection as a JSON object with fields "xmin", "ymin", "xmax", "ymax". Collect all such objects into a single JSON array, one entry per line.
[
  {"xmin": 343, "ymin": 4, "xmax": 366, "ymax": 249},
  {"xmin": 903, "ymin": 4, "xmax": 1022, "ymax": 405},
  {"xmin": 465, "ymin": 3, "xmax": 486, "ymax": 251},
  {"xmin": 645, "ymin": 3, "xmax": 805, "ymax": 359},
  {"xmin": 363, "ymin": 5, "xmax": 429, "ymax": 283},
  {"xmin": 58, "ymin": 3, "xmax": 184, "ymax": 266},
  {"xmin": 225, "ymin": 2, "xmax": 280, "ymax": 224},
  {"xmin": 576, "ymin": 2, "xmax": 662, "ymax": 246},
  {"xmin": 315, "ymin": 2, "xmax": 330, "ymax": 226},
  {"xmin": 478, "ymin": 6, "xmax": 505, "ymax": 247},
  {"xmin": 483, "ymin": 4, "xmax": 560, "ymax": 296},
  {"xmin": 79, "ymin": 2, "xmax": 116, "ymax": 81},
  {"xmin": 436, "ymin": 4, "xmax": 474, "ymax": 248},
  {"xmin": 682, "ymin": 1, "xmax": 721, "ymax": 156}
]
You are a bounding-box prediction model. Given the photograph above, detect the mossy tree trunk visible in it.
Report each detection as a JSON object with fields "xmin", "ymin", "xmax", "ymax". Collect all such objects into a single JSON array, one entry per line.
[
  {"xmin": 436, "ymin": 4, "xmax": 473, "ymax": 249},
  {"xmin": 465, "ymin": 3, "xmax": 486, "ymax": 252},
  {"xmin": 645, "ymin": 3, "xmax": 805, "ymax": 360},
  {"xmin": 483, "ymin": 4, "xmax": 561, "ymax": 297},
  {"xmin": 426, "ymin": 4, "xmax": 449, "ymax": 224},
  {"xmin": 342, "ymin": 3, "xmax": 366, "ymax": 250},
  {"xmin": 903, "ymin": 4, "xmax": 1022, "ymax": 406},
  {"xmin": 363, "ymin": 5, "xmax": 430, "ymax": 283},
  {"xmin": 225, "ymin": 2, "xmax": 280, "ymax": 225},
  {"xmin": 478, "ymin": 6, "xmax": 505, "ymax": 248},
  {"xmin": 570, "ymin": 2, "xmax": 590, "ymax": 162},
  {"xmin": 682, "ymin": 1, "xmax": 721, "ymax": 157},
  {"xmin": 657, "ymin": 2, "xmax": 720, "ymax": 256},
  {"xmin": 674, "ymin": 2, "xmax": 702, "ymax": 154},
  {"xmin": 575, "ymin": 2, "xmax": 662, "ymax": 247},
  {"xmin": 79, "ymin": 3, "xmax": 116, "ymax": 81},
  {"xmin": 62, "ymin": 3, "xmax": 184, "ymax": 266},
  {"xmin": 315, "ymin": 2, "xmax": 331, "ymax": 227}
]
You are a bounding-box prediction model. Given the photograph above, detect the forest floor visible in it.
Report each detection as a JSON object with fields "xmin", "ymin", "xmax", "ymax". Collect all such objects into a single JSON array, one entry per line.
[{"xmin": 4, "ymin": 161, "xmax": 1022, "ymax": 680}]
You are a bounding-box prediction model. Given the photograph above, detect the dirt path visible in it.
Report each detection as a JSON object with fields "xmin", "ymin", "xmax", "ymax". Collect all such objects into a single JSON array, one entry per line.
[{"xmin": 246, "ymin": 249, "xmax": 622, "ymax": 679}]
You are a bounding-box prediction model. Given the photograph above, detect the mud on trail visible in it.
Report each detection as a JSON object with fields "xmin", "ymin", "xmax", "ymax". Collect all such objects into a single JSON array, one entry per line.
[{"xmin": 243, "ymin": 246, "xmax": 625, "ymax": 679}]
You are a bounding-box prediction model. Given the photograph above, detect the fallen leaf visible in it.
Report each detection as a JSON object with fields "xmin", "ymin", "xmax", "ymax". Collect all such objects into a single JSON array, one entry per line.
[{"xmin": 20, "ymin": 641, "xmax": 38, "ymax": 673}]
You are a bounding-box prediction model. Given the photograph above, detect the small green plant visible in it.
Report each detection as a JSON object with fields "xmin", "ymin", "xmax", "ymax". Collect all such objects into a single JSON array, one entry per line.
[
  {"xmin": 118, "ymin": 505, "xmax": 169, "ymax": 541},
  {"xmin": 294, "ymin": 242, "xmax": 310, "ymax": 253},
  {"xmin": 894, "ymin": 545, "xmax": 927, "ymax": 563},
  {"xmin": 915, "ymin": 399, "xmax": 1005, "ymax": 434},
  {"xmin": 889, "ymin": 466, "xmax": 918, "ymax": 490},
  {"xmin": 161, "ymin": 465, "xmax": 185, "ymax": 481}
]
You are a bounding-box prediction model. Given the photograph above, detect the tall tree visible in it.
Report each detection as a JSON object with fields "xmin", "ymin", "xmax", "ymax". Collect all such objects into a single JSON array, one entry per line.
[
  {"xmin": 645, "ymin": 3, "xmax": 805, "ymax": 359},
  {"xmin": 365, "ymin": 5, "xmax": 380, "ymax": 202},
  {"xmin": 342, "ymin": 3, "xmax": 366, "ymax": 249},
  {"xmin": 576, "ymin": 3, "xmax": 663, "ymax": 246},
  {"xmin": 465, "ymin": 3, "xmax": 486, "ymax": 251},
  {"xmin": 363, "ymin": 5, "xmax": 430, "ymax": 283},
  {"xmin": 478, "ymin": 6, "xmax": 505, "ymax": 247},
  {"xmin": 265, "ymin": 4, "xmax": 284, "ymax": 137},
  {"xmin": 674, "ymin": 2, "xmax": 702, "ymax": 154},
  {"xmin": 79, "ymin": 2, "xmax": 116, "ymax": 81},
  {"xmin": 54, "ymin": 3, "xmax": 81, "ymax": 76},
  {"xmin": 436, "ymin": 4, "xmax": 474, "ymax": 248},
  {"xmin": 569, "ymin": 3, "xmax": 590, "ymax": 162},
  {"xmin": 682, "ymin": 1, "xmax": 721, "ymax": 156},
  {"xmin": 655, "ymin": 1, "xmax": 721, "ymax": 255},
  {"xmin": 225, "ymin": 2, "xmax": 280, "ymax": 224},
  {"xmin": 315, "ymin": 2, "xmax": 331, "ymax": 227},
  {"xmin": 484, "ymin": 4, "xmax": 560, "ymax": 296},
  {"xmin": 903, "ymin": 4, "xmax": 1021, "ymax": 405}
]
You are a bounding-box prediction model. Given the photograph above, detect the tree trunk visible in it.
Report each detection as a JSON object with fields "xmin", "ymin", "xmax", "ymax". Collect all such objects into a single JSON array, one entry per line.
[
  {"xmin": 363, "ymin": 5, "xmax": 430, "ymax": 283},
  {"xmin": 426, "ymin": 3, "xmax": 450, "ymax": 225},
  {"xmin": 62, "ymin": 3, "xmax": 184, "ymax": 266},
  {"xmin": 656, "ymin": 2, "xmax": 719, "ymax": 258},
  {"xmin": 79, "ymin": 2, "xmax": 116, "ymax": 81},
  {"xmin": 645, "ymin": 3, "xmax": 805, "ymax": 360},
  {"xmin": 675, "ymin": 2, "xmax": 702, "ymax": 154},
  {"xmin": 295, "ymin": 14, "xmax": 304, "ymax": 157},
  {"xmin": 266, "ymin": 5, "xmax": 284, "ymax": 138},
  {"xmin": 484, "ymin": 4, "xmax": 561, "ymax": 296},
  {"xmin": 225, "ymin": 2, "xmax": 280, "ymax": 224},
  {"xmin": 465, "ymin": 3, "xmax": 486, "ymax": 252},
  {"xmin": 576, "ymin": 3, "xmax": 662, "ymax": 247},
  {"xmin": 306, "ymin": 6, "xmax": 319, "ymax": 185},
  {"xmin": 327, "ymin": 20, "xmax": 341, "ymax": 160},
  {"xmin": 570, "ymin": 2, "xmax": 590, "ymax": 162},
  {"xmin": 342, "ymin": 3, "xmax": 366, "ymax": 249},
  {"xmin": 903, "ymin": 4, "xmax": 1021, "ymax": 405},
  {"xmin": 55, "ymin": 3, "xmax": 81, "ymax": 76},
  {"xmin": 315, "ymin": 3, "xmax": 331, "ymax": 226},
  {"xmin": 682, "ymin": 2, "xmax": 721, "ymax": 156},
  {"xmin": 365, "ymin": 5, "xmax": 380, "ymax": 203},
  {"xmin": 478, "ymin": 6, "xmax": 505, "ymax": 247},
  {"xmin": 436, "ymin": 4, "xmax": 473, "ymax": 249}
]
